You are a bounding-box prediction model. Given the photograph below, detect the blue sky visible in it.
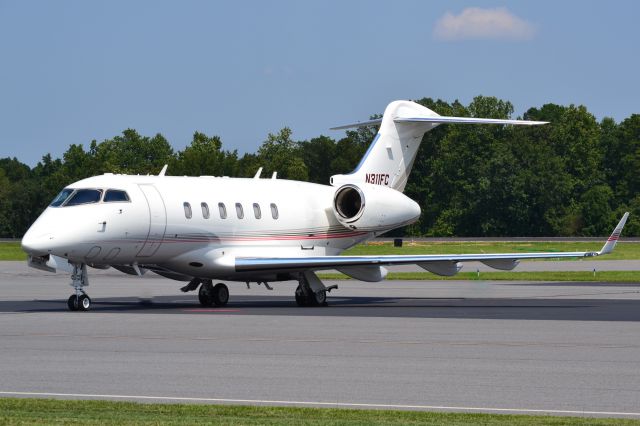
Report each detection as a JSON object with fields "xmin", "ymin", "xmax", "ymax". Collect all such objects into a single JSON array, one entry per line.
[{"xmin": 0, "ymin": 0, "xmax": 638, "ymax": 166}]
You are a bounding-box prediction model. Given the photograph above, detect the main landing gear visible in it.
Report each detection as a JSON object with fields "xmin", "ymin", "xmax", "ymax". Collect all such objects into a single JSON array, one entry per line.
[
  {"xmin": 67, "ymin": 263, "xmax": 91, "ymax": 311},
  {"xmin": 181, "ymin": 278, "xmax": 230, "ymax": 307},
  {"xmin": 295, "ymin": 271, "xmax": 337, "ymax": 307},
  {"xmin": 198, "ymin": 280, "xmax": 229, "ymax": 307}
]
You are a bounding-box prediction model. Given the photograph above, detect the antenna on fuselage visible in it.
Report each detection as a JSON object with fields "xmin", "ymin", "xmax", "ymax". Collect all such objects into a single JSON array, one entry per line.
[
  {"xmin": 158, "ymin": 164, "xmax": 168, "ymax": 177},
  {"xmin": 272, "ymin": 171, "xmax": 277, "ymax": 179},
  {"xmin": 254, "ymin": 167, "xmax": 263, "ymax": 179}
]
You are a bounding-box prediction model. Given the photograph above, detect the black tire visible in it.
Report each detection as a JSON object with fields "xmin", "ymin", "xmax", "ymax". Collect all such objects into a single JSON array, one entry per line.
[
  {"xmin": 295, "ymin": 285, "xmax": 307, "ymax": 306},
  {"xmin": 310, "ymin": 290, "xmax": 327, "ymax": 306},
  {"xmin": 78, "ymin": 294, "xmax": 91, "ymax": 311},
  {"xmin": 67, "ymin": 295, "xmax": 79, "ymax": 311},
  {"xmin": 198, "ymin": 282, "xmax": 214, "ymax": 307},
  {"xmin": 212, "ymin": 283, "xmax": 229, "ymax": 306}
]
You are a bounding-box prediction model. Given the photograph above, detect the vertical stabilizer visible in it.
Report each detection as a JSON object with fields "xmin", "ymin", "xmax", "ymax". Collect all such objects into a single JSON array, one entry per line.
[
  {"xmin": 330, "ymin": 100, "xmax": 547, "ymax": 192},
  {"xmin": 331, "ymin": 101, "xmax": 438, "ymax": 192}
]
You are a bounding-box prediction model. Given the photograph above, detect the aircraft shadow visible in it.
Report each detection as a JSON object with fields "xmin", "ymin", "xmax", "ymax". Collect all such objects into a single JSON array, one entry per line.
[{"xmin": 2, "ymin": 294, "xmax": 640, "ymax": 322}]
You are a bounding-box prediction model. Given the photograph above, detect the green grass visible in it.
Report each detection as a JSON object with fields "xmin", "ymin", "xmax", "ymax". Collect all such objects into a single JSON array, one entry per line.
[
  {"xmin": 319, "ymin": 270, "xmax": 640, "ymax": 282},
  {"xmin": 343, "ymin": 241, "xmax": 640, "ymax": 260},
  {"xmin": 0, "ymin": 242, "xmax": 26, "ymax": 261},
  {"xmin": 0, "ymin": 398, "xmax": 638, "ymax": 425}
]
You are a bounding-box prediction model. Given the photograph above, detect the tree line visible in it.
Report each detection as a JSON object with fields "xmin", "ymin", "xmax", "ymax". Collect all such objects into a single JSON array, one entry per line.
[{"xmin": 0, "ymin": 95, "xmax": 638, "ymax": 238}]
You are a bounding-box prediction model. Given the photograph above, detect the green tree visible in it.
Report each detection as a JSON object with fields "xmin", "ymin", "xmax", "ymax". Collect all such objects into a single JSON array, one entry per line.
[
  {"xmin": 300, "ymin": 136, "xmax": 336, "ymax": 184},
  {"xmin": 257, "ymin": 127, "xmax": 308, "ymax": 181},
  {"xmin": 173, "ymin": 132, "xmax": 239, "ymax": 177},
  {"xmin": 579, "ymin": 184, "xmax": 614, "ymax": 235},
  {"xmin": 617, "ymin": 115, "xmax": 640, "ymax": 201},
  {"xmin": 95, "ymin": 130, "xmax": 175, "ymax": 174}
]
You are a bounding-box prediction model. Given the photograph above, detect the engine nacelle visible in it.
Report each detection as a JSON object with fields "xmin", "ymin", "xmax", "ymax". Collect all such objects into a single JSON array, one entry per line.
[{"xmin": 333, "ymin": 183, "xmax": 421, "ymax": 231}]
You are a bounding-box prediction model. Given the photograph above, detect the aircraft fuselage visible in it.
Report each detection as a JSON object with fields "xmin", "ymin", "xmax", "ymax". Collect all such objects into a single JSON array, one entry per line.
[{"xmin": 22, "ymin": 173, "xmax": 374, "ymax": 281}]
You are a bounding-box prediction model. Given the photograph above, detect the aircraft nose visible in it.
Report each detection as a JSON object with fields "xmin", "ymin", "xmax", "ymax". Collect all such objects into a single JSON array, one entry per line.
[{"xmin": 21, "ymin": 227, "xmax": 53, "ymax": 256}]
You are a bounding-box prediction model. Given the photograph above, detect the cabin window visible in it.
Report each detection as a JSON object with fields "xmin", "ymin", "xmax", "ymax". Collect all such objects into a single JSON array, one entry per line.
[
  {"xmin": 65, "ymin": 189, "xmax": 103, "ymax": 206},
  {"xmin": 103, "ymin": 189, "xmax": 130, "ymax": 202},
  {"xmin": 253, "ymin": 203, "xmax": 261, "ymax": 219},
  {"xmin": 235, "ymin": 203, "xmax": 244, "ymax": 219},
  {"xmin": 183, "ymin": 202, "xmax": 192, "ymax": 219},
  {"xmin": 201, "ymin": 202, "xmax": 210, "ymax": 219},
  {"xmin": 49, "ymin": 188, "xmax": 74, "ymax": 207},
  {"xmin": 270, "ymin": 203, "xmax": 279, "ymax": 219},
  {"xmin": 218, "ymin": 202, "xmax": 227, "ymax": 219}
]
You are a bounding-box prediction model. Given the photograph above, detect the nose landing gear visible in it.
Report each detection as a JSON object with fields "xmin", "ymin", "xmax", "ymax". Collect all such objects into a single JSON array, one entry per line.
[
  {"xmin": 67, "ymin": 263, "xmax": 91, "ymax": 311},
  {"xmin": 68, "ymin": 294, "xmax": 91, "ymax": 311}
]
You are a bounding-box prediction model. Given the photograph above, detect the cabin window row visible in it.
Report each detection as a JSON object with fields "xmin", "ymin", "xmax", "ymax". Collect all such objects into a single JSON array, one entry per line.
[{"xmin": 183, "ymin": 202, "xmax": 278, "ymax": 220}]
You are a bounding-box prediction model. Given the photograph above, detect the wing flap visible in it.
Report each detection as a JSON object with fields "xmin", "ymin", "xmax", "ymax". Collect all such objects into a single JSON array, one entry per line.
[{"xmin": 235, "ymin": 251, "xmax": 594, "ymax": 274}]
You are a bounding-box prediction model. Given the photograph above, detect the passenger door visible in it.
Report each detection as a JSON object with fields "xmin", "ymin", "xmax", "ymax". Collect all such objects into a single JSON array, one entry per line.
[{"xmin": 136, "ymin": 184, "xmax": 167, "ymax": 257}]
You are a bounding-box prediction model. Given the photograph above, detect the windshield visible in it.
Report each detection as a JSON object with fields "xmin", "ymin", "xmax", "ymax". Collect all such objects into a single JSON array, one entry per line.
[
  {"xmin": 103, "ymin": 189, "xmax": 130, "ymax": 202},
  {"xmin": 65, "ymin": 189, "xmax": 103, "ymax": 206},
  {"xmin": 49, "ymin": 188, "xmax": 74, "ymax": 207}
]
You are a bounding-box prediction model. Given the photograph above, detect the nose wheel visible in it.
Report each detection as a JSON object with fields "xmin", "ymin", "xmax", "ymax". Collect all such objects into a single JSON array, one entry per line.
[
  {"xmin": 67, "ymin": 263, "xmax": 91, "ymax": 311},
  {"xmin": 67, "ymin": 294, "xmax": 91, "ymax": 311}
]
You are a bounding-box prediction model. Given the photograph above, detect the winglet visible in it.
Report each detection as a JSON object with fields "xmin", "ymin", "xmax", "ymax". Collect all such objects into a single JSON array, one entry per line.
[{"xmin": 598, "ymin": 212, "xmax": 629, "ymax": 255}]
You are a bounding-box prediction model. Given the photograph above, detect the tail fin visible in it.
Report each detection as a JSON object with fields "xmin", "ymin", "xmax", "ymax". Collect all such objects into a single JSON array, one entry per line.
[{"xmin": 330, "ymin": 100, "xmax": 547, "ymax": 192}]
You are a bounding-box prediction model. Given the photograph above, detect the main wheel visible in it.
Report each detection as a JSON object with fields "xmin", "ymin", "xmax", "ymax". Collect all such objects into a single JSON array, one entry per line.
[
  {"xmin": 310, "ymin": 290, "xmax": 327, "ymax": 306},
  {"xmin": 198, "ymin": 281, "xmax": 214, "ymax": 307},
  {"xmin": 212, "ymin": 283, "xmax": 229, "ymax": 306},
  {"xmin": 295, "ymin": 285, "xmax": 308, "ymax": 306},
  {"xmin": 78, "ymin": 294, "xmax": 92, "ymax": 311},
  {"xmin": 67, "ymin": 295, "xmax": 79, "ymax": 311}
]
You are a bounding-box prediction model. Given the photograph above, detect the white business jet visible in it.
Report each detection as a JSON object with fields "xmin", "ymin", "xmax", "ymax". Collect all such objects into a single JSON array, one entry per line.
[{"xmin": 21, "ymin": 100, "xmax": 629, "ymax": 311}]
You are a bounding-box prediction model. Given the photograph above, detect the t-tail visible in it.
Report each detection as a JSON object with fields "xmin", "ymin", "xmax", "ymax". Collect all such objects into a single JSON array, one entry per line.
[{"xmin": 330, "ymin": 100, "xmax": 548, "ymax": 192}]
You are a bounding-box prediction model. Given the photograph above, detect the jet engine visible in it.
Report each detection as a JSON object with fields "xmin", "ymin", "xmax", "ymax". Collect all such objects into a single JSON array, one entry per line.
[{"xmin": 332, "ymin": 183, "xmax": 421, "ymax": 231}]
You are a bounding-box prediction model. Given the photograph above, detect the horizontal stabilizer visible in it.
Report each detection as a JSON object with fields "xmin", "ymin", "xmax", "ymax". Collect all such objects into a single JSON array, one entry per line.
[
  {"xmin": 331, "ymin": 116, "xmax": 547, "ymax": 130},
  {"xmin": 330, "ymin": 118, "xmax": 383, "ymax": 130},
  {"xmin": 394, "ymin": 116, "xmax": 548, "ymax": 126}
]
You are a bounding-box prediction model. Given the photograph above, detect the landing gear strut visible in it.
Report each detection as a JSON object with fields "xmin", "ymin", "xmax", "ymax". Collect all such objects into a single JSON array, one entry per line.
[
  {"xmin": 67, "ymin": 263, "xmax": 91, "ymax": 311},
  {"xmin": 198, "ymin": 281, "xmax": 229, "ymax": 307},
  {"xmin": 295, "ymin": 284, "xmax": 326, "ymax": 306},
  {"xmin": 295, "ymin": 271, "xmax": 334, "ymax": 307}
]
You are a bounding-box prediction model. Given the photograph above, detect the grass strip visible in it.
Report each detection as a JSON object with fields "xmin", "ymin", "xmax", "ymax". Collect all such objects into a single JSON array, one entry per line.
[
  {"xmin": 0, "ymin": 242, "xmax": 26, "ymax": 261},
  {"xmin": 319, "ymin": 270, "xmax": 640, "ymax": 282},
  {"xmin": 0, "ymin": 397, "xmax": 639, "ymax": 425}
]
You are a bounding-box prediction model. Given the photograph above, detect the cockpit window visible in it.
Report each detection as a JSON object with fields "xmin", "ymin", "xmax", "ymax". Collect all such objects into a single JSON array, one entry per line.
[
  {"xmin": 104, "ymin": 189, "xmax": 130, "ymax": 202},
  {"xmin": 65, "ymin": 189, "xmax": 103, "ymax": 206},
  {"xmin": 49, "ymin": 188, "xmax": 74, "ymax": 207}
]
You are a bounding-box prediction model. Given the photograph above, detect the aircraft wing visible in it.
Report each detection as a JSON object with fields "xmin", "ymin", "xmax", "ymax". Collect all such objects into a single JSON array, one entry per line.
[{"xmin": 236, "ymin": 213, "xmax": 628, "ymax": 276}]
